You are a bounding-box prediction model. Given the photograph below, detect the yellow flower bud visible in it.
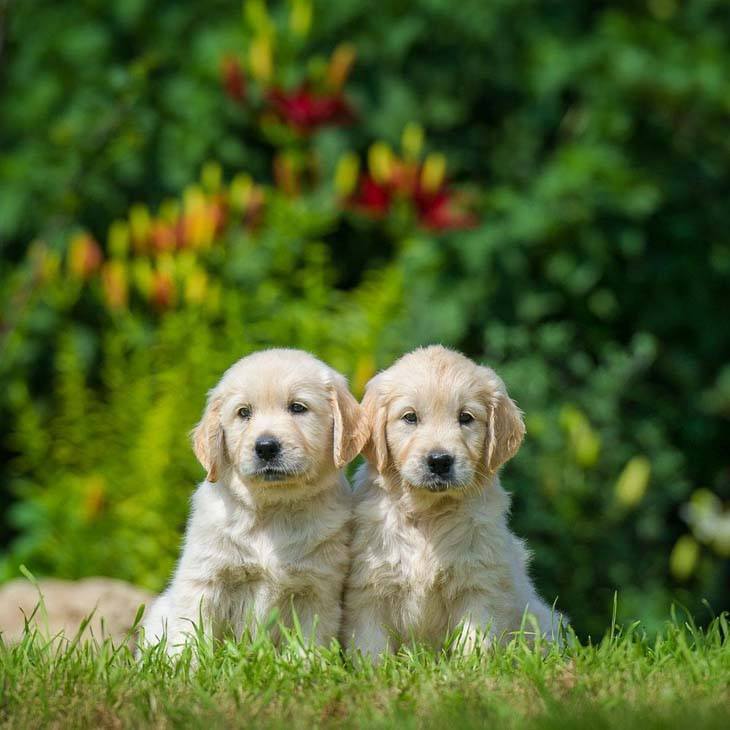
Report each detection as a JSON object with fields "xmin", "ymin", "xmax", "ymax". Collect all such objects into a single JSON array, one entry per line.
[
  {"xmin": 230, "ymin": 173, "xmax": 253, "ymax": 212},
  {"xmin": 334, "ymin": 152, "xmax": 360, "ymax": 197},
  {"xmin": 245, "ymin": 0, "xmax": 272, "ymax": 33},
  {"xmin": 614, "ymin": 456, "xmax": 651, "ymax": 508},
  {"xmin": 420, "ymin": 152, "xmax": 447, "ymax": 193},
  {"xmin": 559, "ymin": 405, "xmax": 601, "ymax": 468},
  {"xmin": 669, "ymin": 535, "xmax": 699, "ymax": 581},
  {"xmin": 132, "ymin": 259, "xmax": 153, "ymax": 299},
  {"xmin": 185, "ymin": 268, "xmax": 208, "ymax": 305},
  {"xmin": 129, "ymin": 204, "xmax": 151, "ymax": 252},
  {"xmin": 368, "ymin": 141, "xmax": 394, "ymax": 184},
  {"xmin": 159, "ymin": 199, "xmax": 181, "ymax": 223},
  {"xmin": 401, "ymin": 122, "xmax": 424, "ymax": 160},
  {"xmin": 107, "ymin": 221, "xmax": 130, "ymax": 258},
  {"xmin": 249, "ymin": 35, "xmax": 273, "ymax": 82},
  {"xmin": 201, "ymin": 161, "xmax": 223, "ymax": 193},
  {"xmin": 289, "ymin": 0, "xmax": 312, "ymax": 37}
]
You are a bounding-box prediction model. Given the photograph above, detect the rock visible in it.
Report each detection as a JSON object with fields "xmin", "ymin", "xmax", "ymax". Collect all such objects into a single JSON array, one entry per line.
[{"xmin": 0, "ymin": 577, "xmax": 155, "ymax": 645}]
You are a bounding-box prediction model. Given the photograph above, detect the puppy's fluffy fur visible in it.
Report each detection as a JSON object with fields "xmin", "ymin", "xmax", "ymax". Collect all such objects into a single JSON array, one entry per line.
[
  {"xmin": 142, "ymin": 349, "xmax": 368, "ymax": 652},
  {"xmin": 343, "ymin": 345, "xmax": 563, "ymax": 656}
]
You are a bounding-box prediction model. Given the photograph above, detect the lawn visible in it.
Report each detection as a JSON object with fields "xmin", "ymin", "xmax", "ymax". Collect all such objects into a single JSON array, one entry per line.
[{"xmin": 1, "ymin": 612, "xmax": 728, "ymax": 729}]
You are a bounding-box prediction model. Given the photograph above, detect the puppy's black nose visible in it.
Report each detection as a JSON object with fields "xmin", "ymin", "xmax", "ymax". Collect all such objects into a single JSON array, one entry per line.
[
  {"xmin": 255, "ymin": 436, "xmax": 281, "ymax": 461},
  {"xmin": 427, "ymin": 452, "xmax": 454, "ymax": 476}
]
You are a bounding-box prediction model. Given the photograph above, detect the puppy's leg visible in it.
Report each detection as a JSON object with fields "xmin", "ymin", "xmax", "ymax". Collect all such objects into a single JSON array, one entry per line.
[
  {"xmin": 344, "ymin": 595, "xmax": 392, "ymax": 661},
  {"xmin": 450, "ymin": 592, "xmax": 498, "ymax": 655},
  {"xmin": 509, "ymin": 537, "xmax": 568, "ymax": 643},
  {"xmin": 290, "ymin": 590, "xmax": 342, "ymax": 649},
  {"xmin": 141, "ymin": 581, "xmax": 218, "ymax": 656},
  {"xmin": 515, "ymin": 590, "xmax": 567, "ymax": 644},
  {"xmin": 139, "ymin": 590, "xmax": 172, "ymax": 649}
]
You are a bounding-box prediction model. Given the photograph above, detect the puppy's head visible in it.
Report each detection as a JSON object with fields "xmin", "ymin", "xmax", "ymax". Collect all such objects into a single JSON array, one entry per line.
[
  {"xmin": 362, "ymin": 346, "xmax": 524, "ymax": 494},
  {"xmin": 192, "ymin": 349, "xmax": 367, "ymax": 492}
]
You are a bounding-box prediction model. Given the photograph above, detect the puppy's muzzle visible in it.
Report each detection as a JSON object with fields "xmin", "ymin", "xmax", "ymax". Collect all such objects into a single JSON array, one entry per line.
[
  {"xmin": 251, "ymin": 434, "xmax": 302, "ymax": 483},
  {"xmin": 427, "ymin": 451, "xmax": 454, "ymax": 477},
  {"xmin": 416, "ymin": 451, "xmax": 456, "ymax": 492},
  {"xmin": 255, "ymin": 436, "xmax": 281, "ymax": 462}
]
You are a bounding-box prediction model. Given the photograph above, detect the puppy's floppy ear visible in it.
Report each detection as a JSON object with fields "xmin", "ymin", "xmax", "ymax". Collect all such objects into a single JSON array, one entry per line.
[
  {"xmin": 330, "ymin": 374, "xmax": 369, "ymax": 469},
  {"xmin": 479, "ymin": 366, "xmax": 526, "ymax": 474},
  {"xmin": 191, "ymin": 390, "xmax": 226, "ymax": 482},
  {"xmin": 361, "ymin": 374, "xmax": 389, "ymax": 474}
]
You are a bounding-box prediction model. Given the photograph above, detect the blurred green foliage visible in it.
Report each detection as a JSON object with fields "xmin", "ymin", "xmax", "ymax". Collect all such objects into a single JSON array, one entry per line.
[{"xmin": 1, "ymin": 0, "xmax": 729, "ymax": 637}]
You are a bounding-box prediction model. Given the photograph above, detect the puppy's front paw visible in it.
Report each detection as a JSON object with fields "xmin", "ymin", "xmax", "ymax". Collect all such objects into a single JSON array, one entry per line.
[{"xmin": 453, "ymin": 620, "xmax": 495, "ymax": 656}]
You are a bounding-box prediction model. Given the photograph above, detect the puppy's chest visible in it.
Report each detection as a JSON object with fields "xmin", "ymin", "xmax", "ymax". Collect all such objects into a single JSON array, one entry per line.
[
  {"xmin": 374, "ymin": 515, "xmax": 486, "ymax": 600},
  {"xmin": 385, "ymin": 524, "xmax": 450, "ymax": 592},
  {"xmin": 216, "ymin": 525, "xmax": 335, "ymax": 588}
]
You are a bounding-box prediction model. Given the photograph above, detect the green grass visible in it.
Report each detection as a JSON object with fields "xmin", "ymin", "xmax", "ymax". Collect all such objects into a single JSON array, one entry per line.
[{"xmin": 1, "ymin": 611, "xmax": 729, "ymax": 729}]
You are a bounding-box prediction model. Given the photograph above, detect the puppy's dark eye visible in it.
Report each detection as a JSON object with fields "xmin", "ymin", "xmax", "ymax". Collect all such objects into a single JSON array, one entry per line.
[
  {"xmin": 458, "ymin": 411, "xmax": 474, "ymax": 425},
  {"xmin": 289, "ymin": 402, "xmax": 308, "ymax": 414},
  {"xmin": 402, "ymin": 411, "xmax": 418, "ymax": 425},
  {"xmin": 237, "ymin": 405, "xmax": 252, "ymax": 419}
]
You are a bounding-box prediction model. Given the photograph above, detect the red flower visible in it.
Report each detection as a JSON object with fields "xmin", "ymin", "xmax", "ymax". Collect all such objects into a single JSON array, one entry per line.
[
  {"xmin": 414, "ymin": 187, "xmax": 478, "ymax": 231},
  {"xmin": 350, "ymin": 175, "xmax": 391, "ymax": 217},
  {"xmin": 266, "ymin": 86, "xmax": 353, "ymax": 133},
  {"xmin": 349, "ymin": 171, "xmax": 477, "ymax": 231},
  {"xmin": 221, "ymin": 56, "xmax": 246, "ymax": 102}
]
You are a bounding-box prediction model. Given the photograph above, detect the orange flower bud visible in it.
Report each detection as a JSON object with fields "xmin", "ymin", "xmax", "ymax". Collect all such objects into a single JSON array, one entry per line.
[
  {"xmin": 390, "ymin": 160, "xmax": 419, "ymax": 196},
  {"xmin": 245, "ymin": 186, "xmax": 266, "ymax": 227},
  {"xmin": 83, "ymin": 475, "xmax": 106, "ymax": 520},
  {"xmin": 150, "ymin": 270, "xmax": 177, "ymax": 312},
  {"xmin": 209, "ymin": 196, "xmax": 228, "ymax": 236},
  {"xmin": 150, "ymin": 221, "xmax": 177, "ymax": 253},
  {"xmin": 68, "ymin": 234, "xmax": 101, "ymax": 279},
  {"xmin": 101, "ymin": 261, "xmax": 129, "ymax": 311},
  {"xmin": 327, "ymin": 43, "xmax": 356, "ymax": 90},
  {"xmin": 221, "ymin": 56, "xmax": 246, "ymax": 102},
  {"xmin": 68, "ymin": 233, "xmax": 103, "ymax": 279},
  {"xmin": 273, "ymin": 152, "xmax": 299, "ymax": 196}
]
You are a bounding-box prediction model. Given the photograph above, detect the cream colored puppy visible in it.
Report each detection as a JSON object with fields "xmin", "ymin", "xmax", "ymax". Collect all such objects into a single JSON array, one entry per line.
[
  {"xmin": 344, "ymin": 346, "xmax": 564, "ymax": 657},
  {"xmin": 141, "ymin": 349, "xmax": 368, "ymax": 653}
]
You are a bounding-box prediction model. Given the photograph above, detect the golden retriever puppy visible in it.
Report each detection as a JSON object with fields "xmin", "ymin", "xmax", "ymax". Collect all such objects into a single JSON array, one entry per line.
[
  {"xmin": 343, "ymin": 345, "xmax": 564, "ymax": 657},
  {"xmin": 141, "ymin": 349, "xmax": 368, "ymax": 654}
]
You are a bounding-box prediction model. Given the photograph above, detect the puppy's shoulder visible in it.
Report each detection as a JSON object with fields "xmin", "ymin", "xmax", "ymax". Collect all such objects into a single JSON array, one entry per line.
[
  {"xmin": 186, "ymin": 480, "xmax": 252, "ymax": 537},
  {"xmin": 472, "ymin": 478, "xmax": 512, "ymax": 523},
  {"xmin": 189, "ymin": 480, "xmax": 224, "ymax": 517}
]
